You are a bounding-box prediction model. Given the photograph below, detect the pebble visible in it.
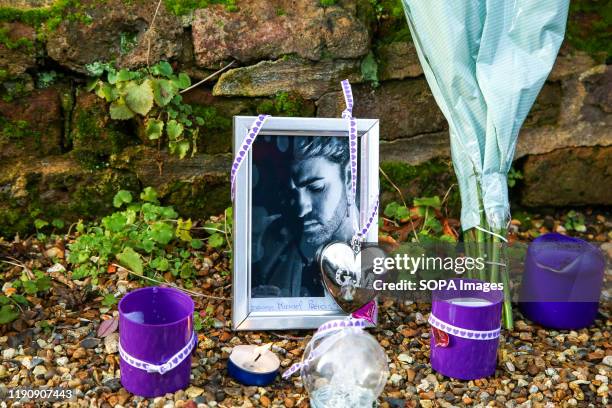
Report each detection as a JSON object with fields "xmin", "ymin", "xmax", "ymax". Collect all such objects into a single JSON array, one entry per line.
[
  {"xmin": 186, "ymin": 386, "xmax": 204, "ymax": 399},
  {"xmin": 390, "ymin": 373, "xmax": 403, "ymax": 386},
  {"xmin": 80, "ymin": 337, "xmax": 101, "ymax": 349},
  {"xmin": 602, "ymin": 355, "xmax": 612, "ymax": 367},
  {"xmin": 2, "ymin": 348, "xmax": 16, "ymax": 359},
  {"xmin": 398, "ymin": 353, "xmax": 413, "ymax": 364},
  {"xmin": 32, "ymin": 365, "xmax": 47, "ymax": 376},
  {"xmin": 56, "ymin": 356, "xmax": 69, "ymax": 366},
  {"xmin": 104, "ymin": 333, "xmax": 119, "ymax": 354},
  {"xmin": 529, "ymin": 385, "xmax": 539, "ymax": 394}
]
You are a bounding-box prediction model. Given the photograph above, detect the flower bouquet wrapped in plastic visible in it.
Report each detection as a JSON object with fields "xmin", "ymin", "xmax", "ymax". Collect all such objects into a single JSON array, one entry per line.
[{"xmin": 400, "ymin": 0, "xmax": 570, "ymax": 328}]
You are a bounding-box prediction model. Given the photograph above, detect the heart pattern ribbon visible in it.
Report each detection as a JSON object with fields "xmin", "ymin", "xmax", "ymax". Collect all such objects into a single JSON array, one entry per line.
[{"xmin": 428, "ymin": 314, "xmax": 501, "ymax": 341}]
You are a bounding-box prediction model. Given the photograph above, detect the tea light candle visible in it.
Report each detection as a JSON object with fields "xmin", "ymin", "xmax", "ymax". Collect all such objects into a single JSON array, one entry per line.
[
  {"xmin": 227, "ymin": 344, "xmax": 280, "ymax": 386},
  {"xmin": 447, "ymin": 297, "xmax": 493, "ymax": 307}
]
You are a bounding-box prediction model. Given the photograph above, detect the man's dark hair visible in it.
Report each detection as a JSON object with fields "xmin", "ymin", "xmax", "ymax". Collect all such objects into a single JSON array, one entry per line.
[{"xmin": 292, "ymin": 136, "xmax": 350, "ymax": 167}]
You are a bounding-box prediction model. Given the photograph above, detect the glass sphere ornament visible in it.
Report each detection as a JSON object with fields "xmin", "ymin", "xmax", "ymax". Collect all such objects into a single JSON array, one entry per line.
[{"xmin": 299, "ymin": 319, "xmax": 389, "ymax": 408}]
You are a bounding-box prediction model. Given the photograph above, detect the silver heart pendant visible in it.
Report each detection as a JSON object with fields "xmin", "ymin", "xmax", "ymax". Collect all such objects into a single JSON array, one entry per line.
[{"xmin": 317, "ymin": 241, "xmax": 387, "ymax": 313}]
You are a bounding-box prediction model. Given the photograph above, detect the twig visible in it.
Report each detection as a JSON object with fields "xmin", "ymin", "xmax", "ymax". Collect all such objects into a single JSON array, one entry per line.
[
  {"xmin": 146, "ymin": 0, "xmax": 163, "ymax": 67},
  {"xmin": 379, "ymin": 166, "xmax": 407, "ymax": 208},
  {"xmin": 270, "ymin": 332, "xmax": 307, "ymax": 341},
  {"xmin": 111, "ymin": 263, "xmax": 230, "ymax": 301},
  {"xmin": 224, "ymin": 208, "xmax": 232, "ymax": 253},
  {"xmin": 379, "ymin": 166, "xmax": 419, "ymax": 242},
  {"xmin": 180, "ymin": 60, "xmax": 236, "ymax": 94},
  {"xmin": 1, "ymin": 258, "xmax": 35, "ymax": 280},
  {"xmin": 441, "ymin": 183, "xmax": 457, "ymax": 207}
]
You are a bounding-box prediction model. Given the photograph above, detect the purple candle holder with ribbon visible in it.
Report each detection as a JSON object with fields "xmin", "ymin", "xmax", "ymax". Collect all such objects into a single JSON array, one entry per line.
[
  {"xmin": 118, "ymin": 286, "xmax": 196, "ymax": 397},
  {"xmin": 429, "ymin": 278, "xmax": 503, "ymax": 380},
  {"xmin": 519, "ymin": 233, "xmax": 605, "ymax": 330}
]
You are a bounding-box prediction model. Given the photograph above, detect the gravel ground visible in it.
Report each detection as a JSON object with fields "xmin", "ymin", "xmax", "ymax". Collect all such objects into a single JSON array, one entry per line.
[{"xmin": 0, "ymin": 210, "xmax": 610, "ymax": 408}]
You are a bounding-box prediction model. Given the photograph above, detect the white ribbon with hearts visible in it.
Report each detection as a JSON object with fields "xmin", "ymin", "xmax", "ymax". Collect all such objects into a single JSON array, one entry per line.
[
  {"xmin": 428, "ymin": 314, "xmax": 500, "ymax": 340},
  {"xmin": 118, "ymin": 330, "xmax": 197, "ymax": 375}
]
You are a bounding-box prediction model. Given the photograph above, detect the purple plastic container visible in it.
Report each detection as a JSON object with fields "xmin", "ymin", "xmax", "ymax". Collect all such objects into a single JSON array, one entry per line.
[
  {"xmin": 119, "ymin": 286, "xmax": 195, "ymax": 397},
  {"xmin": 429, "ymin": 279, "xmax": 503, "ymax": 380},
  {"xmin": 519, "ymin": 233, "xmax": 605, "ymax": 330}
]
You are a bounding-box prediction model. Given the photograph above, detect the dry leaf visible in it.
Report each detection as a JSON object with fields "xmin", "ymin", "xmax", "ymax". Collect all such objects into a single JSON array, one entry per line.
[{"xmin": 97, "ymin": 317, "xmax": 119, "ymax": 338}]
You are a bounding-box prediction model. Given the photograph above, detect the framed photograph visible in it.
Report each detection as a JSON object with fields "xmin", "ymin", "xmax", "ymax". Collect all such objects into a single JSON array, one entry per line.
[{"xmin": 232, "ymin": 116, "xmax": 379, "ymax": 330}]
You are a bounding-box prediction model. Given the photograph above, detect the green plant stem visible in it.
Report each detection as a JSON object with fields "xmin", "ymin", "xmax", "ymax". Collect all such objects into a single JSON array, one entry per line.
[
  {"xmin": 463, "ymin": 229, "xmax": 475, "ymax": 279},
  {"xmin": 500, "ymin": 260, "xmax": 514, "ymax": 330}
]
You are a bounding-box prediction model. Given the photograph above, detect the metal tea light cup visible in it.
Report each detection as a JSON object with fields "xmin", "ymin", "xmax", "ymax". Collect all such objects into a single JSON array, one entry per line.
[
  {"xmin": 519, "ymin": 233, "xmax": 605, "ymax": 330},
  {"xmin": 119, "ymin": 286, "xmax": 196, "ymax": 397},
  {"xmin": 429, "ymin": 279, "xmax": 503, "ymax": 380}
]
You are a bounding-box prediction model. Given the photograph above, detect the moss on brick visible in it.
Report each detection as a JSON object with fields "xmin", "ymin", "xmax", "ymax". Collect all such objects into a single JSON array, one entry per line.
[
  {"xmin": 380, "ymin": 158, "xmax": 461, "ymax": 212},
  {"xmin": 566, "ymin": 0, "xmax": 611, "ymax": 61}
]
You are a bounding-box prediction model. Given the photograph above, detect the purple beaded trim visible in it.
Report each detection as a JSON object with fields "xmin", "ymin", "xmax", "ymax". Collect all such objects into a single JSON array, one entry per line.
[
  {"xmin": 119, "ymin": 331, "xmax": 197, "ymax": 375},
  {"xmin": 230, "ymin": 114, "xmax": 270, "ymax": 201},
  {"xmin": 282, "ymin": 318, "xmax": 366, "ymax": 379},
  {"xmin": 428, "ymin": 314, "xmax": 500, "ymax": 340},
  {"xmin": 340, "ymin": 80, "xmax": 379, "ymax": 243}
]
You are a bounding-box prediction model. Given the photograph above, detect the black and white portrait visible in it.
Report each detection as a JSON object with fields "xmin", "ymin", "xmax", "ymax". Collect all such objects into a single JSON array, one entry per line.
[
  {"xmin": 232, "ymin": 116, "xmax": 378, "ymax": 330},
  {"xmin": 250, "ymin": 135, "xmax": 358, "ymax": 298}
]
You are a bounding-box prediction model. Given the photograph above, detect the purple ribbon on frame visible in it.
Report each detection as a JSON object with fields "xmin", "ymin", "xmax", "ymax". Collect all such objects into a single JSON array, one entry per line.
[{"xmin": 230, "ymin": 114, "xmax": 270, "ymax": 201}]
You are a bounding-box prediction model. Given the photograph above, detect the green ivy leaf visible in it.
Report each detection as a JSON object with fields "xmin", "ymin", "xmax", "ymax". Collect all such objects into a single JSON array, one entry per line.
[
  {"xmin": 191, "ymin": 239, "xmax": 203, "ymax": 249},
  {"xmin": 103, "ymin": 212, "xmax": 127, "ymax": 232},
  {"xmin": 34, "ymin": 219, "xmax": 48, "ymax": 230},
  {"xmin": 51, "ymin": 218, "xmax": 65, "ymax": 229},
  {"xmin": 116, "ymin": 247, "xmax": 143, "ymax": 275},
  {"xmin": 151, "ymin": 256, "xmax": 170, "ymax": 272},
  {"xmin": 150, "ymin": 222, "xmax": 174, "ymax": 245},
  {"xmin": 395, "ymin": 206, "xmax": 410, "ymax": 220},
  {"xmin": 0, "ymin": 304, "xmax": 19, "ymax": 324},
  {"xmin": 140, "ymin": 186, "xmax": 159, "ymax": 203},
  {"xmin": 383, "ymin": 202, "xmax": 400, "ymax": 218},
  {"xmin": 177, "ymin": 140, "xmax": 190, "ymax": 159},
  {"xmin": 208, "ymin": 233, "xmax": 225, "ymax": 248},
  {"xmin": 23, "ymin": 280, "xmax": 38, "ymax": 294},
  {"xmin": 116, "ymin": 68, "xmax": 133, "ymax": 82},
  {"xmin": 176, "ymin": 72, "xmax": 191, "ymax": 89},
  {"xmin": 175, "ymin": 218, "xmax": 193, "ymax": 241},
  {"xmin": 109, "ymin": 99, "xmax": 135, "ymax": 120},
  {"xmin": 101, "ymin": 293, "xmax": 118, "ymax": 307},
  {"xmin": 113, "ymin": 190, "xmax": 133, "ymax": 208},
  {"xmin": 179, "ymin": 263, "xmax": 194, "ymax": 279},
  {"xmin": 151, "ymin": 61, "xmax": 173, "ymax": 77},
  {"xmin": 125, "ymin": 80, "xmax": 154, "ymax": 116},
  {"xmin": 36, "ymin": 276, "xmax": 52, "ymax": 292},
  {"xmin": 166, "ymin": 120, "xmax": 183, "ymax": 140},
  {"xmin": 413, "ymin": 196, "xmax": 441, "ymax": 209},
  {"xmin": 11, "ymin": 294, "xmax": 28, "ymax": 306},
  {"xmin": 96, "ymin": 82, "xmax": 116, "ymax": 102},
  {"xmin": 153, "ymin": 79, "xmax": 178, "ymax": 107},
  {"xmin": 107, "ymin": 68, "xmax": 118, "ymax": 85},
  {"xmin": 145, "ymin": 118, "xmax": 164, "ymax": 140}
]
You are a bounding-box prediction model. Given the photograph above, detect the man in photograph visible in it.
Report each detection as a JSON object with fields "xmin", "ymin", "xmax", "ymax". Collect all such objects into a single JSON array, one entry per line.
[{"xmin": 251, "ymin": 136, "xmax": 356, "ymax": 298}]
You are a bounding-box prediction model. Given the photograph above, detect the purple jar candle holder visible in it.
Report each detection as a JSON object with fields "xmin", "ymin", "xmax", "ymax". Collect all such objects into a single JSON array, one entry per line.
[
  {"xmin": 429, "ymin": 279, "xmax": 503, "ymax": 380},
  {"xmin": 519, "ymin": 233, "xmax": 605, "ymax": 330},
  {"xmin": 119, "ymin": 286, "xmax": 196, "ymax": 398}
]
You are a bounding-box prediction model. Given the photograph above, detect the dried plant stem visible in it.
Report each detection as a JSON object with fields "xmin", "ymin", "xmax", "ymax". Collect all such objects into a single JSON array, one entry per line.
[
  {"xmin": 180, "ymin": 60, "xmax": 236, "ymax": 94},
  {"xmin": 146, "ymin": 0, "xmax": 163, "ymax": 67}
]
